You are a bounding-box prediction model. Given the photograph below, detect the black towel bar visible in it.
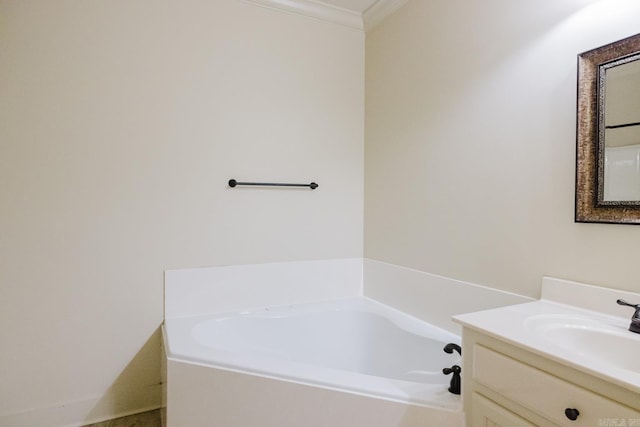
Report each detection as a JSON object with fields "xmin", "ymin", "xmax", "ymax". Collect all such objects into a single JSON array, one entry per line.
[{"xmin": 228, "ymin": 179, "xmax": 318, "ymax": 190}]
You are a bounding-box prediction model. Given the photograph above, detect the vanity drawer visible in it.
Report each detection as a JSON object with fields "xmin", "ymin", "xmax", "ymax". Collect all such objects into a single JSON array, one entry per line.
[{"xmin": 472, "ymin": 345, "xmax": 640, "ymax": 426}]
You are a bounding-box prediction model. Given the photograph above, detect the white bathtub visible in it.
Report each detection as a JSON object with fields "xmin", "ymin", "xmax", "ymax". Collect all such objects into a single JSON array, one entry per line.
[{"xmin": 163, "ymin": 297, "xmax": 463, "ymax": 426}]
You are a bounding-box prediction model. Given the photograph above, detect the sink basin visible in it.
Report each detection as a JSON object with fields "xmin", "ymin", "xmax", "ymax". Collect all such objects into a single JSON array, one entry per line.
[{"xmin": 524, "ymin": 314, "xmax": 640, "ymax": 373}]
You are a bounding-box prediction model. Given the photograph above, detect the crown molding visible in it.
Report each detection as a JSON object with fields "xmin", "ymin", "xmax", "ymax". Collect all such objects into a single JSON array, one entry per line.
[
  {"xmin": 245, "ymin": 0, "xmax": 364, "ymax": 30},
  {"xmin": 363, "ymin": 0, "xmax": 408, "ymax": 31},
  {"xmin": 245, "ymin": 0, "xmax": 408, "ymax": 32}
]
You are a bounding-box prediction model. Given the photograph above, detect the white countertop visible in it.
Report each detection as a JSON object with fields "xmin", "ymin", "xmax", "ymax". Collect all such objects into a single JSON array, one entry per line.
[{"xmin": 453, "ymin": 279, "xmax": 640, "ymax": 394}]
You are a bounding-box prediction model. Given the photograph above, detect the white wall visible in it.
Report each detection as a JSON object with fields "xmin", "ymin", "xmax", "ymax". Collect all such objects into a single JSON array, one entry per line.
[
  {"xmin": 0, "ymin": 0, "xmax": 364, "ymax": 424},
  {"xmin": 365, "ymin": 0, "xmax": 640, "ymax": 298}
]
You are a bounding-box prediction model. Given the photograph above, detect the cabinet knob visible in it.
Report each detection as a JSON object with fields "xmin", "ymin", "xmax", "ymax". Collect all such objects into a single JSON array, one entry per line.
[{"xmin": 564, "ymin": 408, "xmax": 580, "ymax": 421}]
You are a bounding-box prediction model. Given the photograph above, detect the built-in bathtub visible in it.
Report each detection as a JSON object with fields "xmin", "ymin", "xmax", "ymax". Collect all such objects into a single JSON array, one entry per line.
[
  {"xmin": 161, "ymin": 258, "xmax": 530, "ymax": 426},
  {"xmin": 163, "ymin": 297, "xmax": 464, "ymax": 426}
]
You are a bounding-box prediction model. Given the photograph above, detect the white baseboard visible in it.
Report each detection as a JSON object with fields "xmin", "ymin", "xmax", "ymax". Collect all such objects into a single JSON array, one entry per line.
[{"xmin": 0, "ymin": 384, "xmax": 162, "ymax": 427}]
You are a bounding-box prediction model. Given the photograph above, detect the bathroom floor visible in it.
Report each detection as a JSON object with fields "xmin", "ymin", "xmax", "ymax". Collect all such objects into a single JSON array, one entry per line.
[{"xmin": 82, "ymin": 409, "xmax": 161, "ymax": 427}]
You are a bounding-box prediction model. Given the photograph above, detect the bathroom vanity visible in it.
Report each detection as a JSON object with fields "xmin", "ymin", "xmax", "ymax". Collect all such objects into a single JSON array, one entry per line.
[{"xmin": 454, "ymin": 278, "xmax": 640, "ymax": 427}]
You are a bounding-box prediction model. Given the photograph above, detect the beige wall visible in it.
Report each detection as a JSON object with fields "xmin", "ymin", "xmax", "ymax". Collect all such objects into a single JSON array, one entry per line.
[
  {"xmin": 365, "ymin": 0, "xmax": 640, "ymax": 298},
  {"xmin": 0, "ymin": 0, "xmax": 363, "ymax": 423}
]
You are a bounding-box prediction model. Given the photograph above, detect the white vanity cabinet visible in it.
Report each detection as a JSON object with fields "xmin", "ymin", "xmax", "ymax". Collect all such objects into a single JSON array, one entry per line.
[
  {"xmin": 471, "ymin": 392, "xmax": 536, "ymax": 427},
  {"xmin": 461, "ymin": 327, "xmax": 640, "ymax": 427}
]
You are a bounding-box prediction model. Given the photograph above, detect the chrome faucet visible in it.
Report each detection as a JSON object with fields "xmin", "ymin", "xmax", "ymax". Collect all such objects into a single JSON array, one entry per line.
[{"xmin": 617, "ymin": 299, "xmax": 640, "ymax": 334}]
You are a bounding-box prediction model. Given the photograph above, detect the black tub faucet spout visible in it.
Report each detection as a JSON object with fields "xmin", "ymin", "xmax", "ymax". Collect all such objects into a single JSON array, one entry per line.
[
  {"xmin": 443, "ymin": 343, "xmax": 462, "ymax": 356},
  {"xmin": 617, "ymin": 299, "xmax": 640, "ymax": 334}
]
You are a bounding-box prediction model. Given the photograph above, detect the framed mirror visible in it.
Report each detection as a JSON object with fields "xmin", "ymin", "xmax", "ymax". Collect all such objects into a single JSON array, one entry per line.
[{"xmin": 576, "ymin": 33, "xmax": 640, "ymax": 224}]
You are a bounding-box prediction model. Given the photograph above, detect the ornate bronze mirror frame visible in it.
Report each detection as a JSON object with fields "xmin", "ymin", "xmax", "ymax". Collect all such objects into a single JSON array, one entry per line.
[{"xmin": 576, "ymin": 33, "xmax": 640, "ymax": 224}]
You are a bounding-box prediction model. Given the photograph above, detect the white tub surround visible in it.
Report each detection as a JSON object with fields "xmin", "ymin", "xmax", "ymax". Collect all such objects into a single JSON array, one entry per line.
[
  {"xmin": 454, "ymin": 277, "xmax": 640, "ymax": 426},
  {"xmin": 164, "ymin": 258, "xmax": 363, "ymax": 318},
  {"xmin": 364, "ymin": 259, "xmax": 534, "ymax": 335},
  {"xmin": 164, "ymin": 258, "xmax": 533, "ymax": 325}
]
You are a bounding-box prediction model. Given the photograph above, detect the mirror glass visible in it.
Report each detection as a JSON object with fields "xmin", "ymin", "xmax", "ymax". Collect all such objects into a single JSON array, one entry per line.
[
  {"xmin": 575, "ymin": 33, "xmax": 640, "ymax": 224},
  {"xmin": 599, "ymin": 54, "xmax": 640, "ymax": 204}
]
